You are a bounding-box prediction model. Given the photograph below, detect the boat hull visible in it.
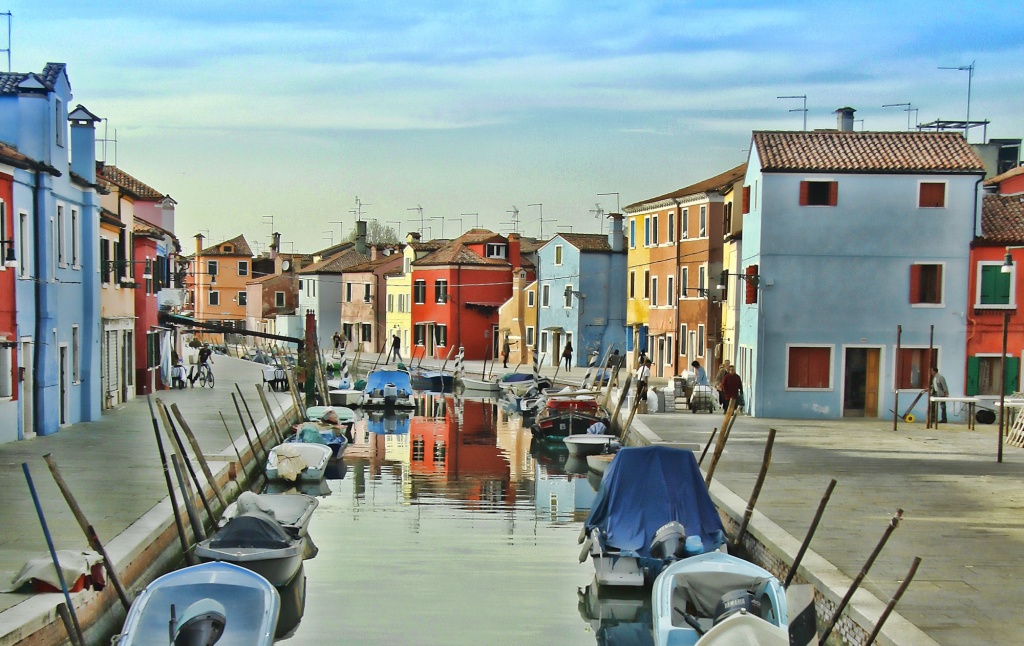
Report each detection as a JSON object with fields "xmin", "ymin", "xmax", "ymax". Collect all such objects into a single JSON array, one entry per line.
[
  {"xmin": 563, "ymin": 434, "xmax": 618, "ymax": 457},
  {"xmin": 267, "ymin": 444, "xmax": 333, "ymax": 482},
  {"xmin": 531, "ymin": 411, "xmax": 608, "ymax": 439},
  {"xmin": 460, "ymin": 377, "xmax": 501, "ymax": 393},
  {"xmin": 195, "ymin": 541, "xmax": 306, "ymax": 588}
]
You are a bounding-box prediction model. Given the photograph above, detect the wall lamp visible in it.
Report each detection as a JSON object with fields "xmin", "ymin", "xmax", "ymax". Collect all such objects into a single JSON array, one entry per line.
[
  {"xmin": 103, "ymin": 257, "xmax": 154, "ymax": 281},
  {"xmin": 1000, "ymin": 246, "xmax": 1024, "ymax": 274},
  {"xmin": 717, "ymin": 269, "xmax": 762, "ymax": 290},
  {"xmin": 0, "ymin": 239, "xmax": 16, "ymax": 268}
]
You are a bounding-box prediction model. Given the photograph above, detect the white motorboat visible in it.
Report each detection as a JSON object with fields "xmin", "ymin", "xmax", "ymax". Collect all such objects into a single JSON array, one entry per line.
[
  {"xmin": 195, "ymin": 510, "xmax": 313, "ymax": 587},
  {"xmin": 563, "ymin": 434, "xmax": 620, "ymax": 457},
  {"xmin": 116, "ymin": 561, "xmax": 279, "ymax": 645},
  {"xmin": 459, "ymin": 376, "xmax": 502, "ymax": 393},
  {"xmin": 267, "ymin": 443, "xmax": 333, "ymax": 482},
  {"xmin": 220, "ymin": 491, "xmax": 319, "ymax": 538}
]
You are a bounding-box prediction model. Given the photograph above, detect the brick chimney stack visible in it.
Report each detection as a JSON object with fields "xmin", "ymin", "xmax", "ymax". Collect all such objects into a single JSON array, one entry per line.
[
  {"xmin": 507, "ymin": 233, "xmax": 521, "ymax": 269},
  {"xmin": 356, "ymin": 220, "xmax": 368, "ymax": 255}
]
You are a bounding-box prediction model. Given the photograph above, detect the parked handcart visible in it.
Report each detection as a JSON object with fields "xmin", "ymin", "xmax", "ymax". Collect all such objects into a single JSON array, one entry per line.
[{"xmin": 689, "ymin": 384, "xmax": 716, "ymax": 414}]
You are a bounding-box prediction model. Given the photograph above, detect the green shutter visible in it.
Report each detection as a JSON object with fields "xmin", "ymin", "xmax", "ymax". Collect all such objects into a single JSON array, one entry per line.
[
  {"xmin": 966, "ymin": 356, "xmax": 980, "ymax": 396},
  {"xmin": 997, "ymin": 271, "xmax": 1012, "ymax": 304},
  {"xmin": 1005, "ymin": 357, "xmax": 1020, "ymax": 395},
  {"xmin": 980, "ymin": 266, "xmax": 1013, "ymax": 305}
]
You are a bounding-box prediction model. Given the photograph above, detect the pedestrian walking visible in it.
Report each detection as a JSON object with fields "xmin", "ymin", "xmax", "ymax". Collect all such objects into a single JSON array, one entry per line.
[
  {"xmin": 502, "ymin": 335, "xmax": 513, "ymax": 368},
  {"xmin": 714, "ymin": 360, "xmax": 731, "ymax": 407},
  {"xmin": 721, "ymin": 364, "xmax": 743, "ymax": 413},
  {"xmin": 635, "ymin": 358, "xmax": 651, "ymax": 402},
  {"xmin": 691, "ymin": 360, "xmax": 708, "ymax": 386},
  {"xmin": 332, "ymin": 331, "xmax": 341, "ymax": 352},
  {"xmin": 931, "ymin": 367, "xmax": 949, "ymax": 423},
  {"xmin": 562, "ymin": 341, "xmax": 573, "ymax": 371},
  {"xmin": 388, "ymin": 333, "xmax": 402, "ymax": 364}
]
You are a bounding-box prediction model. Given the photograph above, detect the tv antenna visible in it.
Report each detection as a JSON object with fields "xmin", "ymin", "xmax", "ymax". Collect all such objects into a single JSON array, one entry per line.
[
  {"xmin": 97, "ymin": 119, "xmax": 118, "ymax": 166},
  {"xmin": 329, "ymin": 220, "xmax": 345, "ymax": 244},
  {"xmin": 528, "ymin": 203, "xmax": 545, "ymax": 238},
  {"xmin": 939, "ymin": 61, "xmax": 975, "ymax": 141},
  {"xmin": 502, "ymin": 206, "xmax": 520, "ymax": 234},
  {"xmin": 882, "ymin": 102, "xmax": 918, "ymax": 130},
  {"xmin": 777, "ymin": 94, "xmax": 808, "ymax": 131},
  {"xmin": 460, "ymin": 213, "xmax": 480, "ymax": 231},
  {"xmin": 407, "ymin": 204, "xmax": 425, "ymax": 235},
  {"xmin": 590, "ymin": 204, "xmax": 605, "ymax": 234},
  {"xmin": 351, "ymin": 196, "xmax": 371, "ymax": 221},
  {"xmin": 1, "ymin": 12, "xmax": 11, "ymax": 72}
]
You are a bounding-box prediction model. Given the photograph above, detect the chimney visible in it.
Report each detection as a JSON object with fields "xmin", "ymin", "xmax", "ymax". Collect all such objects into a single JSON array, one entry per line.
[
  {"xmin": 406, "ymin": 232, "xmax": 421, "ymax": 244},
  {"xmin": 835, "ymin": 107, "xmax": 856, "ymax": 132},
  {"xmin": 370, "ymin": 245, "xmax": 378, "ymax": 261},
  {"xmin": 194, "ymin": 233, "xmax": 205, "ymax": 256},
  {"xmin": 270, "ymin": 232, "xmax": 281, "ymax": 260},
  {"xmin": 68, "ymin": 105, "xmax": 101, "ymax": 183},
  {"xmin": 356, "ymin": 220, "xmax": 368, "ymax": 255},
  {"xmin": 507, "ymin": 233, "xmax": 521, "ymax": 269},
  {"xmin": 607, "ymin": 213, "xmax": 624, "ymax": 252}
]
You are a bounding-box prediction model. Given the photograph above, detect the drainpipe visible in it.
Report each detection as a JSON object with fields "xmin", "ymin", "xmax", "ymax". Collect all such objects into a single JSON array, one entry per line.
[
  {"xmin": 32, "ymin": 168, "xmax": 45, "ymax": 434},
  {"xmin": 972, "ymin": 174, "xmax": 985, "ymax": 239}
]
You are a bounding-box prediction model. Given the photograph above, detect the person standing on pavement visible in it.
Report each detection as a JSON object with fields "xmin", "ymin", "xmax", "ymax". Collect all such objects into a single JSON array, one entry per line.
[
  {"xmin": 691, "ymin": 360, "xmax": 708, "ymax": 386},
  {"xmin": 635, "ymin": 358, "xmax": 651, "ymax": 402},
  {"xmin": 502, "ymin": 335, "xmax": 513, "ymax": 368},
  {"xmin": 333, "ymin": 331, "xmax": 341, "ymax": 352},
  {"xmin": 388, "ymin": 333, "xmax": 402, "ymax": 364},
  {"xmin": 721, "ymin": 365, "xmax": 743, "ymax": 413},
  {"xmin": 714, "ymin": 360, "xmax": 731, "ymax": 407},
  {"xmin": 931, "ymin": 367, "xmax": 949, "ymax": 423},
  {"xmin": 562, "ymin": 341, "xmax": 573, "ymax": 372}
]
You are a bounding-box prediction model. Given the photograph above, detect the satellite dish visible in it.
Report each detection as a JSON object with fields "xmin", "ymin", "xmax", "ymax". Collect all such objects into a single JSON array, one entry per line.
[{"xmin": 282, "ymin": 259, "xmax": 292, "ymax": 271}]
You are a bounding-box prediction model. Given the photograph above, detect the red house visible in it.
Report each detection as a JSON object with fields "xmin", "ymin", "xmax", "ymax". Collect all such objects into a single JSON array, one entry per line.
[
  {"xmin": 411, "ymin": 230, "xmax": 534, "ymax": 361},
  {"xmin": 966, "ymin": 170, "xmax": 1024, "ymax": 397},
  {"xmin": 0, "ymin": 143, "xmax": 26, "ymax": 434}
]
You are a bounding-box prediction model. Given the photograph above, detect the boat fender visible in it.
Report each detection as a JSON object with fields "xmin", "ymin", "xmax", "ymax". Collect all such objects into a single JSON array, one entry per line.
[
  {"xmin": 579, "ymin": 536, "xmax": 593, "ymax": 563},
  {"xmin": 684, "ymin": 535, "xmax": 704, "ymax": 557}
]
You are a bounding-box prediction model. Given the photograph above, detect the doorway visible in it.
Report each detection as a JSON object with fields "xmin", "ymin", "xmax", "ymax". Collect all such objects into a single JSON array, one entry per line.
[
  {"xmin": 20, "ymin": 339, "xmax": 34, "ymax": 439},
  {"xmin": 656, "ymin": 336, "xmax": 666, "ymax": 378},
  {"xmin": 59, "ymin": 344, "xmax": 69, "ymax": 426},
  {"xmin": 844, "ymin": 347, "xmax": 880, "ymax": 417}
]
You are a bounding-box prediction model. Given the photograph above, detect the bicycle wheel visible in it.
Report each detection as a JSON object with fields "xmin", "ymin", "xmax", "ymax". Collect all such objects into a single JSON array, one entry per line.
[
  {"xmin": 207, "ymin": 371, "xmax": 215, "ymax": 388},
  {"xmin": 198, "ymin": 368, "xmax": 208, "ymax": 388}
]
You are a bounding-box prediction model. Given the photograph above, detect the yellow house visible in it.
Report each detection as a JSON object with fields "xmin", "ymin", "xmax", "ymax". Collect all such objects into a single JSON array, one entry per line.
[
  {"xmin": 386, "ymin": 233, "xmax": 445, "ymax": 355},
  {"xmin": 497, "ymin": 271, "xmax": 537, "ymax": 368},
  {"xmin": 720, "ymin": 177, "xmax": 745, "ymax": 368},
  {"xmin": 624, "ymin": 211, "xmax": 651, "ymax": 368}
]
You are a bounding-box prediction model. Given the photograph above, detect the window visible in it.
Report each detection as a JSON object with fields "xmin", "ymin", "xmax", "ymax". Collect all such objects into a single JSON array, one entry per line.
[
  {"xmin": 0, "ymin": 200, "xmax": 5, "ymax": 272},
  {"xmin": 434, "ymin": 279, "xmax": 447, "ymax": 303},
  {"xmin": 978, "ymin": 264, "xmax": 1012, "ymax": 307},
  {"xmin": 742, "ymin": 186, "xmax": 751, "ymax": 214},
  {"xmin": 681, "ymin": 208, "xmax": 689, "ymax": 239},
  {"xmin": 541, "ymin": 331, "xmax": 548, "ymax": 354},
  {"xmin": 19, "ymin": 210, "xmax": 29, "ymax": 277},
  {"xmin": 667, "ymin": 275, "xmax": 675, "ymax": 306},
  {"xmin": 299, "ymin": 279, "xmax": 304, "ymax": 291},
  {"xmin": 404, "ymin": 256, "xmax": 411, "ymax": 273},
  {"xmin": 209, "ymin": 291, "xmax": 220, "ymax": 306},
  {"xmin": 343, "ymin": 323, "xmax": 353, "ymax": 341},
  {"xmin": 413, "ymin": 280, "xmax": 426, "ymax": 304},
  {"xmin": 361, "ymin": 323, "xmax": 372, "ymax": 342},
  {"xmin": 388, "ymin": 294, "xmax": 394, "ymax": 312},
  {"xmin": 919, "ymin": 182, "xmax": 946, "ymax": 208},
  {"xmin": 223, "ymin": 244, "xmax": 233, "ymax": 253},
  {"xmin": 71, "ymin": 208, "xmax": 79, "ymax": 267},
  {"xmin": 651, "ymin": 277, "xmax": 659, "ymax": 306},
  {"xmin": 896, "ymin": 348, "xmax": 937, "ymax": 390},
  {"xmin": 909, "ymin": 264, "xmax": 943, "ymax": 305},
  {"xmin": 238, "ymin": 261, "xmax": 249, "ymax": 277},
  {"xmin": 697, "ymin": 325, "xmax": 705, "ymax": 357},
  {"xmin": 485, "ymin": 243, "xmax": 506, "ymax": 258},
  {"xmin": 666, "ymin": 335, "xmax": 674, "ymax": 366},
  {"xmin": 699, "ymin": 205, "xmax": 707, "ymax": 238},
  {"xmin": 564, "ymin": 285, "xmax": 573, "ymax": 308},
  {"xmin": 345, "ymin": 282, "xmax": 353, "ymax": 302},
  {"xmin": 967, "ymin": 355, "xmax": 1020, "ymax": 396},
  {"xmin": 55, "ymin": 98, "xmax": 64, "ymax": 147},
  {"xmin": 668, "ymin": 213, "xmax": 675, "ymax": 243},
  {"xmin": 146, "ymin": 332, "xmax": 160, "ymax": 370},
  {"xmin": 528, "ymin": 290, "xmax": 535, "ymax": 307},
  {"xmin": 643, "ymin": 270, "xmax": 650, "ymax": 300},
  {"xmin": 275, "ymin": 291, "xmax": 285, "ymax": 308},
  {"xmin": 312, "ymin": 281, "xmax": 316, "ymax": 297},
  {"xmin": 679, "ymin": 324, "xmax": 687, "ymax": 356},
  {"xmin": 101, "ymin": 240, "xmax": 111, "ymax": 284},
  {"xmin": 680, "ymin": 267, "xmax": 688, "ymax": 298},
  {"xmin": 698, "ymin": 266, "xmax": 706, "ymax": 297},
  {"xmin": 554, "ymin": 245, "xmax": 563, "ymax": 265},
  {"xmin": 799, "ymin": 181, "xmax": 838, "ymax": 206},
  {"xmin": 397, "ymin": 294, "xmax": 405, "ymax": 312},
  {"xmin": 745, "ymin": 265, "xmax": 759, "ymax": 304},
  {"xmin": 436, "ymin": 324, "xmax": 448, "ymax": 347},
  {"xmin": 364, "ymin": 283, "xmax": 371, "ymax": 303},
  {"xmin": 526, "ymin": 326, "xmax": 535, "ymax": 347},
  {"xmin": 644, "ymin": 217, "xmax": 650, "ymax": 247},
  {"xmin": 414, "ymin": 324, "xmax": 427, "ymax": 346},
  {"xmin": 724, "ymin": 202, "xmax": 733, "ymax": 235},
  {"xmin": 788, "ymin": 345, "xmax": 833, "ymax": 389},
  {"xmin": 629, "ymin": 271, "xmax": 635, "ymax": 299},
  {"xmin": 57, "ymin": 205, "xmax": 66, "ymax": 266},
  {"xmin": 652, "ymin": 215, "xmax": 659, "ymax": 245},
  {"xmin": 630, "ymin": 219, "xmax": 636, "ymax": 249},
  {"xmin": 72, "ymin": 325, "xmax": 80, "ymax": 383},
  {"xmin": 541, "ymin": 284, "xmax": 550, "ymax": 307},
  {"xmin": 207, "ymin": 260, "xmax": 218, "ymax": 279},
  {"xmin": 0, "ymin": 345, "xmax": 11, "ymax": 398},
  {"xmin": 238, "ymin": 291, "xmax": 247, "ymax": 306}
]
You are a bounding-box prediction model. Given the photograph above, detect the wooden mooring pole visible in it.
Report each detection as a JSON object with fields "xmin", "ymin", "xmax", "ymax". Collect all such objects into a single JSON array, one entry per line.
[
  {"xmin": 784, "ymin": 478, "xmax": 838, "ymax": 588},
  {"xmin": 148, "ymin": 396, "xmax": 196, "ymax": 566},
  {"xmin": 865, "ymin": 556, "xmax": 922, "ymax": 644},
  {"xmin": 733, "ymin": 428, "xmax": 777, "ymax": 550}
]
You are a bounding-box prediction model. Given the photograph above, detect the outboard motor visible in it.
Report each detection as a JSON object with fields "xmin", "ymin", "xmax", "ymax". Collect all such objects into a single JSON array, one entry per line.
[
  {"xmin": 172, "ymin": 599, "xmax": 226, "ymax": 646},
  {"xmin": 712, "ymin": 589, "xmax": 761, "ymax": 625},
  {"xmin": 650, "ymin": 521, "xmax": 687, "ymax": 561},
  {"xmin": 383, "ymin": 382, "xmax": 398, "ymax": 406}
]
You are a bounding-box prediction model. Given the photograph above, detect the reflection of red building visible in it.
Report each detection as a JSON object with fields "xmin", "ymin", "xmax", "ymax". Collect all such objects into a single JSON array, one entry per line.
[
  {"xmin": 409, "ymin": 397, "xmax": 515, "ymax": 507},
  {"xmin": 411, "ymin": 230, "xmax": 534, "ymax": 360},
  {"xmin": 967, "ymin": 171, "xmax": 1024, "ymax": 396}
]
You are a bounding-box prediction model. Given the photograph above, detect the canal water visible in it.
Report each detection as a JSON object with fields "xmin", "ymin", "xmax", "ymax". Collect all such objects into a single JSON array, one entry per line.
[{"xmin": 275, "ymin": 395, "xmax": 654, "ymax": 645}]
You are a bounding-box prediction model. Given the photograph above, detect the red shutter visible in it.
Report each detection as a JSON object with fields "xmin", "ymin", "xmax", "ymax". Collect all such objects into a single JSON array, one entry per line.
[
  {"xmin": 828, "ymin": 181, "xmax": 838, "ymax": 206},
  {"xmin": 799, "ymin": 181, "xmax": 809, "ymax": 206},
  {"xmin": 745, "ymin": 264, "xmax": 758, "ymax": 304},
  {"xmin": 909, "ymin": 265, "xmax": 921, "ymax": 304},
  {"xmin": 742, "ymin": 186, "xmax": 751, "ymax": 214}
]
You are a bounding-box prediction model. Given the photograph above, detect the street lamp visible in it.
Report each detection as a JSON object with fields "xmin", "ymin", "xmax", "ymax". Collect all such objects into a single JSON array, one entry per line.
[
  {"xmin": 998, "ymin": 246, "xmax": 1024, "ymax": 463},
  {"xmin": 0, "ymin": 237, "xmax": 16, "ymax": 268}
]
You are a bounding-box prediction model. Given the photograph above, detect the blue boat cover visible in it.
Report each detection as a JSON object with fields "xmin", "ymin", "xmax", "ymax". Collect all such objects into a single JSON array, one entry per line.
[
  {"xmin": 368, "ymin": 413, "xmax": 411, "ymax": 435},
  {"xmin": 500, "ymin": 373, "xmax": 533, "ymax": 383},
  {"xmin": 363, "ymin": 370, "xmax": 413, "ymax": 396},
  {"xmin": 584, "ymin": 446, "xmax": 725, "ymax": 556}
]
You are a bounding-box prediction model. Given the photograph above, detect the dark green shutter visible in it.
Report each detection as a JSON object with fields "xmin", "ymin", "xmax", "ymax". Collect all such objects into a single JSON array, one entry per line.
[
  {"xmin": 980, "ymin": 266, "xmax": 1012, "ymax": 305},
  {"xmin": 1005, "ymin": 357, "xmax": 1020, "ymax": 395},
  {"xmin": 966, "ymin": 356, "xmax": 980, "ymax": 396}
]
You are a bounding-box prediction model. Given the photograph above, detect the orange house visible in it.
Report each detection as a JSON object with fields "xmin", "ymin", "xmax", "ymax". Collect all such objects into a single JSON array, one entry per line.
[{"xmin": 186, "ymin": 234, "xmax": 253, "ymax": 335}]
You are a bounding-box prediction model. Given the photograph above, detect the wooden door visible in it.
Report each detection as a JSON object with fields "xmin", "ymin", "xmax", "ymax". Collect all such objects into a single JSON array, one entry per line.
[{"xmin": 864, "ymin": 348, "xmax": 880, "ymax": 417}]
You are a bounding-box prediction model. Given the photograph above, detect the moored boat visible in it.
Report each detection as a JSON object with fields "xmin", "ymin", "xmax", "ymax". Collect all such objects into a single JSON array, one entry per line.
[
  {"xmin": 116, "ymin": 561, "xmax": 280, "ymax": 645},
  {"xmin": 362, "ymin": 369, "xmax": 415, "ymax": 408},
  {"xmin": 410, "ymin": 369, "xmax": 455, "ymax": 392},
  {"xmin": 220, "ymin": 491, "xmax": 319, "ymax": 538},
  {"xmin": 563, "ymin": 434, "xmax": 620, "ymax": 457},
  {"xmin": 195, "ymin": 510, "xmax": 313, "ymax": 587},
  {"xmin": 652, "ymin": 552, "xmax": 789, "ymax": 646},
  {"xmin": 531, "ymin": 395, "xmax": 609, "ymax": 440},
  {"xmin": 580, "ymin": 446, "xmax": 726, "ymax": 587},
  {"xmin": 459, "ymin": 375, "xmax": 502, "ymax": 393},
  {"xmin": 267, "ymin": 443, "xmax": 333, "ymax": 482}
]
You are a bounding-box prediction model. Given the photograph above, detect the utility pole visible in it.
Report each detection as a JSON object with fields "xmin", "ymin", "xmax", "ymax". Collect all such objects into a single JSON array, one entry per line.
[{"xmin": 777, "ymin": 94, "xmax": 808, "ymax": 131}]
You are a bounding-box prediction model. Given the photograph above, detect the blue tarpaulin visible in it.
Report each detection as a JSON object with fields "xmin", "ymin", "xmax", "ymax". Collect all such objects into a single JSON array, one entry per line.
[
  {"xmin": 363, "ymin": 370, "xmax": 413, "ymax": 396},
  {"xmin": 584, "ymin": 446, "xmax": 725, "ymax": 556}
]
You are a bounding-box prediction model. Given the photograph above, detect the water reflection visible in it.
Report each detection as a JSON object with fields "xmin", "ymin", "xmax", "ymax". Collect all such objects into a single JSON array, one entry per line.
[
  {"xmin": 577, "ymin": 579, "xmax": 655, "ymax": 646},
  {"xmin": 275, "ymin": 565, "xmax": 307, "ymax": 640}
]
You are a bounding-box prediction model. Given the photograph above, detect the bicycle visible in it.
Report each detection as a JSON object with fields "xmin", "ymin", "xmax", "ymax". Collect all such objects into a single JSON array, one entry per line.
[{"xmin": 196, "ymin": 362, "xmax": 215, "ymax": 388}]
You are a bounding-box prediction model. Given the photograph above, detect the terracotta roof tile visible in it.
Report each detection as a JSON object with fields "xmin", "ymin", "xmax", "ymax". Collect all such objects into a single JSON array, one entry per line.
[
  {"xmin": 519, "ymin": 238, "xmax": 547, "ymax": 253},
  {"xmin": 555, "ymin": 233, "xmax": 614, "ymax": 252},
  {"xmin": 454, "ymin": 228, "xmax": 505, "ymax": 245},
  {"xmin": 414, "ymin": 242, "xmax": 507, "ymax": 267},
  {"xmin": 752, "ymin": 131, "xmax": 985, "ymax": 174},
  {"xmin": 626, "ymin": 163, "xmax": 748, "ymax": 211},
  {"xmin": 980, "ymin": 194, "xmax": 1024, "ymax": 244},
  {"xmin": 985, "ymin": 166, "xmax": 1024, "ymax": 187},
  {"xmin": 0, "ymin": 140, "xmax": 34, "ymax": 167},
  {"xmin": 197, "ymin": 234, "xmax": 252, "ymax": 257},
  {"xmin": 343, "ymin": 251, "xmax": 404, "ymax": 273},
  {"xmin": 297, "ymin": 248, "xmax": 369, "ymax": 274},
  {"xmin": 0, "ymin": 63, "xmax": 66, "ymax": 95},
  {"xmin": 97, "ymin": 165, "xmax": 166, "ymax": 200}
]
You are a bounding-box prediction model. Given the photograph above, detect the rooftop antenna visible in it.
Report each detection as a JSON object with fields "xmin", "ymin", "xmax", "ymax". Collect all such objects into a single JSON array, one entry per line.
[
  {"xmin": 351, "ymin": 196, "xmax": 371, "ymax": 221},
  {"xmin": 882, "ymin": 102, "xmax": 916, "ymax": 130},
  {"xmin": 460, "ymin": 213, "xmax": 480, "ymax": 231},
  {"xmin": 777, "ymin": 94, "xmax": 808, "ymax": 131},
  {"xmin": 1, "ymin": 12, "xmax": 11, "ymax": 72},
  {"xmin": 939, "ymin": 61, "xmax": 975, "ymax": 142},
  {"xmin": 590, "ymin": 203, "xmax": 605, "ymax": 234},
  {"xmin": 261, "ymin": 215, "xmax": 274, "ymax": 241},
  {"xmin": 528, "ymin": 203, "xmax": 547, "ymax": 239},
  {"xmin": 407, "ymin": 204, "xmax": 424, "ymax": 235},
  {"xmin": 322, "ymin": 230, "xmax": 333, "ymax": 246},
  {"xmin": 329, "ymin": 220, "xmax": 345, "ymax": 244},
  {"xmin": 503, "ymin": 206, "xmax": 520, "ymax": 234}
]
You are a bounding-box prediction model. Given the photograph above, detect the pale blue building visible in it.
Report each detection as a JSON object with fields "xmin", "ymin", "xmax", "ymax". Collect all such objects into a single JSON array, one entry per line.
[
  {"xmin": 536, "ymin": 217, "xmax": 627, "ymax": 368},
  {"xmin": 738, "ymin": 115, "xmax": 986, "ymax": 419},
  {"xmin": 0, "ymin": 63, "xmax": 102, "ymax": 438}
]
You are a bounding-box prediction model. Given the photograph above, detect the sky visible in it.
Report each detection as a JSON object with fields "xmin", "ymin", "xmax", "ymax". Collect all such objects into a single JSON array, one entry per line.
[{"xmin": 5, "ymin": 1, "xmax": 1023, "ymax": 253}]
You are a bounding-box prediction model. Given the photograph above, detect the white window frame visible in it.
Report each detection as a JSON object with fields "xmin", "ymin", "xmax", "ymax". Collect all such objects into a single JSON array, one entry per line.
[
  {"xmin": 485, "ymin": 243, "xmax": 507, "ymax": 259},
  {"xmin": 55, "ymin": 98, "xmax": 64, "ymax": 147},
  {"xmin": 388, "ymin": 294, "xmax": 394, "ymax": 312},
  {"xmin": 364, "ymin": 283, "xmax": 372, "ymax": 303},
  {"xmin": 237, "ymin": 260, "xmax": 249, "ymax": 277},
  {"xmin": 698, "ymin": 265, "xmax": 706, "ymax": 298},
  {"xmin": 667, "ymin": 275, "xmax": 675, "ymax": 307},
  {"xmin": 629, "ymin": 271, "xmax": 636, "ymax": 300},
  {"xmin": 541, "ymin": 331, "xmax": 549, "ymax": 355},
  {"xmin": 563, "ymin": 284, "xmax": 574, "ymax": 308},
  {"xmin": 679, "ymin": 324, "xmax": 688, "ymax": 356},
  {"xmin": 697, "ymin": 325, "xmax": 705, "ymax": 358},
  {"xmin": 651, "ymin": 276, "xmax": 659, "ymax": 307},
  {"xmin": 526, "ymin": 326, "xmax": 535, "ymax": 347},
  {"xmin": 699, "ymin": 205, "xmax": 707, "ymax": 238},
  {"xmin": 554, "ymin": 245, "xmax": 563, "ymax": 266},
  {"xmin": 434, "ymin": 279, "xmax": 447, "ymax": 304},
  {"xmin": 19, "ymin": 210, "xmax": 30, "ymax": 278},
  {"xmin": 275, "ymin": 291, "xmax": 286, "ymax": 307},
  {"xmin": 917, "ymin": 180, "xmax": 948, "ymax": 209},
  {"xmin": 72, "ymin": 324, "xmax": 81, "ymax": 383},
  {"xmin": 784, "ymin": 343, "xmax": 836, "ymax": 391},
  {"xmin": 208, "ymin": 290, "xmax": 220, "ymax": 306},
  {"xmin": 70, "ymin": 208, "xmax": 80, "ymax": 268},
  {"xmin": 975, "ymin": 261, "xmax": 1016, "ymax": 309},
  {"xmin": 665, "ymin": 334, "xmax": 674, "ymax": 366},
  {"xmin": 680, "ymin": 266, "xmax": 689, "ymax": 299},
  {"xmin": 668, "ymin": 212, "xmax": 675, "ymax": 243},
  {"xmin": 652, "ymin": 214, "xmax": 659, "ymax": 245},
  {"xmin": 541, "ymin": 284, "xmax": 550, "ymax": 307},
  {"xmin": 629, "ymin": 219, "xmax": 636, "ymax": 249},
  {"xmin": 346, "ymin": 282, "xmax": 353, "ymax": 303},
  {"xmin": 681, "ymin": 208, "xmax": 689, "ymax": 239},
  {"xmin": 56, "ymin": 203, "xmax": 67, "ymax": 267},
  {"xmin": 527, "ymin": 290, "xmax": 535, "ymax": 308},
  {"xmin": 413, "ymin": 279, "xmax": 426, "ymax": 304},
  {"xmin": 909, "ymin": 261, "xmax": 946, "ymax": 308},
  {"xmin": 0, "ymin": 344, "xmax": 11, "ymax": 399},
  {"xmin": 238, "ymin": 291, "xmax": 247, "ymax": 306}
]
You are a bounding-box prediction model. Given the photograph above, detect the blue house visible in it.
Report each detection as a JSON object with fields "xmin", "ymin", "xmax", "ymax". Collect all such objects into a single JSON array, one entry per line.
[
  {"xmin": 535, "ymin": 216, "xmax": 627, "ymax": 368},
  {"xmin": 0, "ymin": 63, "xmax": 102, "ymax": 438},
  {"xmin": 738, "ymin": 113, "xmax": 986, "ymax": 419}
]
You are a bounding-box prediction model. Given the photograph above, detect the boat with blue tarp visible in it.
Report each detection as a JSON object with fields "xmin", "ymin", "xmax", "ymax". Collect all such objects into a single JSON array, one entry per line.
[
  {"xmin": 362, "ymin": 369, "xmax": 415, "ymax": 408},
  {"xmin": 580, "ymin": 446, "xmax": 726, "ymax": 588}
]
